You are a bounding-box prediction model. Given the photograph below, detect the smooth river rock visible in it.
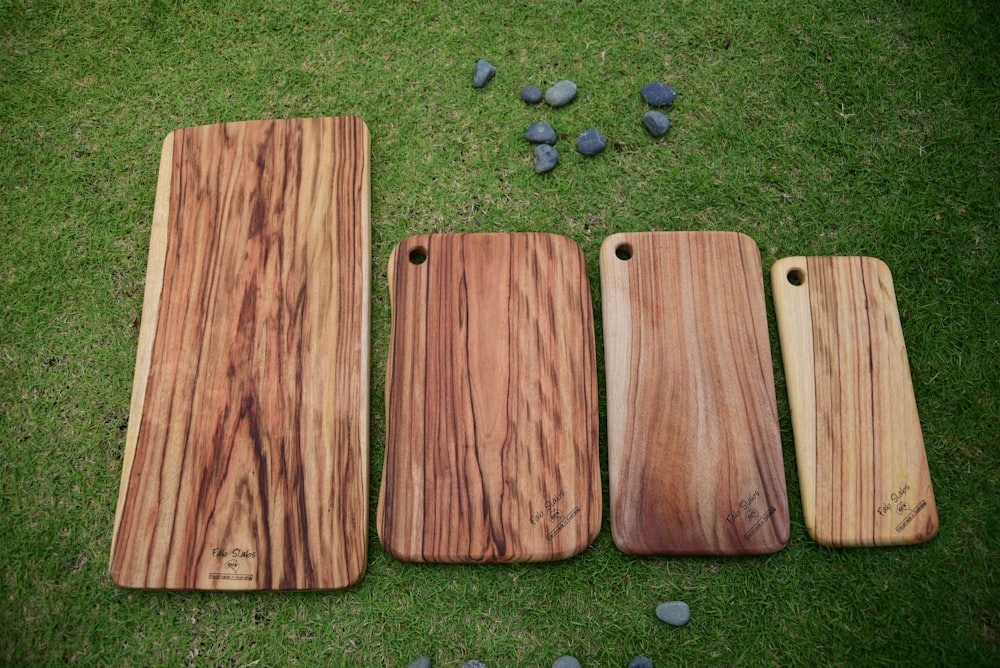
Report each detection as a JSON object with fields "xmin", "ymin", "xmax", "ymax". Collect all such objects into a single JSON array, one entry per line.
[
  {"xmin": 533, "ymin": 144, "xmax": 558, "ymax": 173},
  {"xmin": 525, "ymin": 121, "xmax": 558, "ymax": 145},
  {"xmin": 520, "ymin": 85, "xmax": 543, "ymax": 104},
  {"xmin": 473, "ymin": 59, "xmax": 496, "ymax": 88},
  {"xmin": 576, "ymin": 128, "xmax": 606, "ymax": 155},
  {"xmin": 641, "ymin": 81, "xmax": 676, "ymax": 106},
  {"xmin": 545, "ymin": 80, "xmax": 577, "ymax": 107},
  {"xmin": 642, "ymin": 110, "xmax": 671, "ymax": 137},
  {"xmin": 655, "ymin": 600, "xmax": 691, "ymax": 626}
]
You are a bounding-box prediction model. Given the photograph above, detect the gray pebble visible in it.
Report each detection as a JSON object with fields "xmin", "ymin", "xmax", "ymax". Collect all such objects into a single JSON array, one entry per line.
[
  {"xmin": 408, "ymin": 658, "xmax": 431, "ymax": 668},
  {"xmin": 473, "ymin": 59, "xmax": 496, "ymax": 88},
  {"xmin": 545, "ymin": 79, "xmax": 577, "ymax": 107},
  {"xmin": 521, "ymin": 85, "xmax": 543, "ymax": 104},
  {"xmin": 525, "ymin": 121, "xmax": 558, "ymax": 145},
  {"xmin": 576, "ymin": 128, "xmax": 606, "ymax": 156},
  {"xmin": 553, "ymin": 657, "xmax": 581, "ymax": 668},
  {"xmin": 534, "ymin": 144, "xmax": 559, "ymax": 173},
  {"xmin": 642, "ymin": 110, "xmax": 671, "ymax": 137},
  {"xmin": 655, "ymin": 600, "xmax": 691, "ymax": 626},
  {"xmin": 461, "ymin": 662, "xmax": 488, "ymax": 668},
  {"xmin": 641, "ymin": 82, "xmax": 677, "ymax": 106},
  {"xmin": 628, "ymin": 657, "xmax": 654, "ymax": 668}
]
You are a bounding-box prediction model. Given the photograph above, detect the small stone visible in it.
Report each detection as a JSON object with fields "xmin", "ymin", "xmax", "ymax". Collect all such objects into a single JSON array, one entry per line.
[
  {"xmin": 641, "ymin": 82, "xmax": 677, "ymax": 106},
  {"xmin": 642, "ymin": 110, "xmax": 671, "ymax": 137},
  {"xmin": 655, "ymin": 600, "xmax": 691, "ymax": 626},
  {"xmin": 473, "ymin": 59, "xmax": 496, "ymax": 88},
  {"xmin": 533, "ymin": 144, "xmax": 558, "ymax": 173},
  {"xmin": 525, "ymin": 121, "xmax": 557, "ymax": 145},
  {"xmin": 545, "ymin": 80, "xmax": 577, "ymax": 107},
  {"xmin": 576, "ymin": 128, "xmax": 606, "ymax": 156},
  {"xmin": 520, "ymin": 85, "xmax": 543, "ymax": 104},
  {"xmin": 628, "ymin": 657, "xmax": 654, "ymax": 668},
  {"xmin": 552, "ymin": 657, "xmax": 581, "ymax": 668},
  {"xmin": 461, "ymin": 662, "xmax": 488, "ymax": 668},
  {"xmin": 408, "ymin": 658, "xmax": 432, "ymax": 668}
]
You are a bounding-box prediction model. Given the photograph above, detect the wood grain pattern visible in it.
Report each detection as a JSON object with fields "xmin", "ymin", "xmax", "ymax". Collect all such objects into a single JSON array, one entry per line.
[
  {"xmin": 378, "ymin": 233, "xmax": 601, "ymax": 563},
  {"xmin": 601, "ymin": 232, "xmax": 789, "ymax": 556},
  {"xmin": 771, "ymin": 256, "xmax": 938, "ymax": 546},
  {"xmin": 109, "ymin": 117, "xmax": 371, "ymax": 589}
]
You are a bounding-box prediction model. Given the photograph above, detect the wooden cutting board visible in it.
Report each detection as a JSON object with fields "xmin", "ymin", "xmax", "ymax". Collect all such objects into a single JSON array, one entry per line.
[
  {"xmin": 378, "ymin": 233, "xmax": 601, "ymax": 563},
  {"xmin": 771, "ymin": 256, "xmax": 938, "ymax": 546},
  {"xmin": 109, "ymin": 117, "xmax": 371, "ymax": 590},
  {"xmin": 601, "ymin": 231, "xmax": 789, "ymax": 556}
]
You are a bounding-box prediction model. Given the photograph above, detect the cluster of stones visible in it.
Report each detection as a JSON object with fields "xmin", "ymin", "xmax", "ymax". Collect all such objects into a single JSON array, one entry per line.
[
  {"xmin": 473, "ymin": 59, "xmax": 677, "ymax": 174},
  {"xmin": 407, "ymin": 600, "xmax": 688, "ymax": 668},
  {"xmin": 639, "ymin": 82, "xmax": 675, "ymax": 137},
  {"xmin": 520, "ymin": 79, "xmax": 606, "ymax": 174}
]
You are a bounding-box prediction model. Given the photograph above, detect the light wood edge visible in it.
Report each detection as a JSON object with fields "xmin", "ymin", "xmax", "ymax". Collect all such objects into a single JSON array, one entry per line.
[
  {"xmin": 770, "ymin": 256, "xmax": 819, "ymax": 542},
  {"xmin": 109, "ymin": 132, "xmax": 174, "ymax": 579},
  {"xmin": 353, "ymin": 118, "xmax": 372, "ymax": 583},
  {"xmin": 563, "ymin": 232, "xmax": 603, "ymax": 559},
  {"xmin": 376, "ymin": 240, "xmax": 404, "ymax": 551},
  {"xmin": 598, "ymin": 232, "xmax": 635, "ymax": 552}
]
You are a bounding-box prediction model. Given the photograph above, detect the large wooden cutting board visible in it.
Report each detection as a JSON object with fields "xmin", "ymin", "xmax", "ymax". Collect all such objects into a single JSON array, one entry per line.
[
  {"xmin": 109, "ymin": 117, "xmax": 371, "ymax": 590},
  {"xmin": 378, "ymin": 233, "xmax": 601, "ymax": 563},
  {"xmin": 601, "ymin": 232, "xmax": 789, "ymax": 556},
  {"xmin": 771, "ymin": 256, "xmax": 937, "ymax": 546}
]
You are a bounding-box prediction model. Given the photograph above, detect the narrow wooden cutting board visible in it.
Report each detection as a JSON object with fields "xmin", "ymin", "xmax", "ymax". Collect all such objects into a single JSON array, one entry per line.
[
  {"xmin": 771, "ymin": 256, "xmax": 938, "ymax": 547},
  {"xmin": 601, "ymin": 231, "xmax": 789, "ymax": 556},
  {"xmin": 378, "ymin": 233, "xmax": 601, "ymax": 563},
  {"xmin": 109, "ymin": 117, "xmax": 371, "ymax": 590}
]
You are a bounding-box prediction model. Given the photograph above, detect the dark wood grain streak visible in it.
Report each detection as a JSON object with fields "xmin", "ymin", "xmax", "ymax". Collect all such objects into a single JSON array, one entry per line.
[
  {"xmin": 772, "ymin": 256, "xmax": 937, "ymax": 546},
  {"xmin": 377, "ymin": 233, "xmax": 601, "ymax": 563},
  {"xmin": 110, "ymin": 117, "xmax": 370, "ymax": 590},
  {"xmin": 601, "ymin": 232, "xmax": 789, "ymax": 556}
]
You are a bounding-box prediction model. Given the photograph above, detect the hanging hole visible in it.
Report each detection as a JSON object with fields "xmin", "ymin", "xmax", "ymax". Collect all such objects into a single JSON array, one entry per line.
[
  {"xmin": 787, "ymin": 268, "xmax": 805, "ymax": 286},
  {"xmin": 615, "ymin": 243, "xmax": 633, "ymax": 261},
  {"xmin": 409, "ymin": 247, "xmax": 427, "ymax": 265}
]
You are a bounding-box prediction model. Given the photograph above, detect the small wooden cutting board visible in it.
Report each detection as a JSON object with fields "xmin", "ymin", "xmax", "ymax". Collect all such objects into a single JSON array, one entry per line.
[
  {"xmin": 771, "ymin": 256, "xmax": 938, "ymax": 546},
  {"xmin": 378, "ymin": 233, "xmax": 601, "ymax": 563},
  {"xmin": 109, "ymin": 117, "xmax": 371, "ymax": 589},
  {"xmin": 601, "ymin": 232, "xmax": 789, "ymax": 556}
]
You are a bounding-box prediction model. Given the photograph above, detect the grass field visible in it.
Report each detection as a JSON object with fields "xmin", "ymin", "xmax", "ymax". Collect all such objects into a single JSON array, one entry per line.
[{"xmin": 2, "ymin": 0, "xmax": 998, "ymax": 665}]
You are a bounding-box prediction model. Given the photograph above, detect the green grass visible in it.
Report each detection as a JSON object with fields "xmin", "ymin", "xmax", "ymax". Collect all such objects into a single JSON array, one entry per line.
[{"xmin": 2, "ymin": 0, "xmax": 998, "ymax": 665}]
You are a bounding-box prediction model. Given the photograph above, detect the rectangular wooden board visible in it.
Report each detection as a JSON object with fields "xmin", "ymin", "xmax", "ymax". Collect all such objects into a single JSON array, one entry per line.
[
  {"xmin": 378, "ymin": 233, "xmax": 601, "ymax": 563},
  {"xmin": 601, "ymin": 231, "xmax": 789, "ymax": 556},
  {"xmin": 771, "ymin": 256, "xmax": 938, "ymax": 546},
  {"xmin": 109, "ymin": 117, "xmax": 371, "ymax": 589}
]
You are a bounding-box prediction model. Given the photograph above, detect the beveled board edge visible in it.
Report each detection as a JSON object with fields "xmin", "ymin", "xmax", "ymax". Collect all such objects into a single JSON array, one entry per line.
[
  {"xmin": 599, "ymin": 232, "xmax": 634, "ymax": 553},
  {"xmin": 109, "ymin": 132, "xmax": 174, "ymax": 576},
  {"xmin": 770, "ymin": 256, "xmax": 818, "ymax": 542},
  {"xmin": 375, "ymin": 239, "xmax": 404, "ymax": 556},
  {"xmin": 347, "ymin": 116, "xmax": 372, "ymax": 587}
]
